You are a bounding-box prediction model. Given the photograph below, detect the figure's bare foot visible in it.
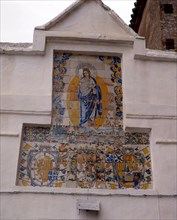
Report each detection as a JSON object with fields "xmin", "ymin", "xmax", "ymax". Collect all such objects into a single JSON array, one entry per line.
[{"xmin": 88, "ymin": 119, "xmax": 95, "ymax": 126}]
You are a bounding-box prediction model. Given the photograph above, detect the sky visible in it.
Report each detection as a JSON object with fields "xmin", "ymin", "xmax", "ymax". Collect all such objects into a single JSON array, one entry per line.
[{"xmin": 0, "ymin": 0, "xmax": 136, "ymax": 43}]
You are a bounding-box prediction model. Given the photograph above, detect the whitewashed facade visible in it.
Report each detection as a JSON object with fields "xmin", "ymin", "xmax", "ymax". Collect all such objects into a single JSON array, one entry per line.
[{"xmin": 0, "ymin": 0, "xmax": 177, "ymax": 219}]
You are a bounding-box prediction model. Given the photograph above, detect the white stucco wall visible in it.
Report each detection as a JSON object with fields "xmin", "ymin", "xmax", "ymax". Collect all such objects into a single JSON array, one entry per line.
[
  {"xmin": 0, "ymin": 0, "xmax": 177, "ymax": 219},
  {"xmin": 1, "ymin": 40, "xmax": 176, "ymax": 220}
]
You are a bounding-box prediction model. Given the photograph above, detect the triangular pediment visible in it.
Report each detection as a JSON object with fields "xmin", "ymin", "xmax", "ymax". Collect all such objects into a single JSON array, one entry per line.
[{"xmin": 35, "ymin": 0, "xmax": 136, "ymax": 39}]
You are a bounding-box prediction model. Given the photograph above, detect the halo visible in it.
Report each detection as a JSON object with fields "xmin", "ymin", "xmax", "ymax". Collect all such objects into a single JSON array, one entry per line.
[{"xmin": 75, "ymin": 63, "xmax": 97, "ymax": 78}]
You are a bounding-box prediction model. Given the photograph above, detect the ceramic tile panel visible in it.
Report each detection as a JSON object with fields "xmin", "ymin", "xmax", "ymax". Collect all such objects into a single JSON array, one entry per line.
[{"xmin": 17, "ymin": 53, "xmax": 152, "ymax": 189}]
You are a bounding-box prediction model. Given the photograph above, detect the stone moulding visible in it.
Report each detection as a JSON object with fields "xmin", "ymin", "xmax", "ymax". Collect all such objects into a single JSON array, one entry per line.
[
  {"xmin": 0, "ymin": 109, "xmax": 51, "ymax": 116},
  {"xmin": 2, "ymin": 187, "xmax": 177, "ymax": 197},
  {"xmin": 156, "ymin": 140, "xmax": 177, "ymax": 145},
  {"xmin": 135, "ymin": 49, "xmax": 177, "ymax": 62},
  {"xmin": 0, "ymin": 133, "xmax": 19, "ymax": 137},
  {"xmin": 45, "ymin": 32, "xmax": 134, "ymax": 45},
  {"xmin": 0, "ymin": 36, "xmax": 134, "ymax": 55},
  {"xmin": 126, "ymin": 114, "xmax": 177, "ymax": 120}
]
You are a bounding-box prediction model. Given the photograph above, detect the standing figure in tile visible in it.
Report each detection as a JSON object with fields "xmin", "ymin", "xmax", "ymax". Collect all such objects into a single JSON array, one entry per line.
[{"xmin": 78, "ymin": 67, "xmax": 102, "ymax": 126}]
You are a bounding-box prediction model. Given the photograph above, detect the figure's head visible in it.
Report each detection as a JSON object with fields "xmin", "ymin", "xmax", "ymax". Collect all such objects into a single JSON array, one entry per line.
[{"xmin": 83, "ymin": 68, "xmax": 91, "ymax": 78}]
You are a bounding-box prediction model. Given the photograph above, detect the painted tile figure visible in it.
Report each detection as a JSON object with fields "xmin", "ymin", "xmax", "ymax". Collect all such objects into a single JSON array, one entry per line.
[
  {"xmin": 78, "ymin": 67, "xmax": 102, "ymax": 126},
  {"xmin": 17, "ymin": 53, "xmax": 152, "ymax": 189}
]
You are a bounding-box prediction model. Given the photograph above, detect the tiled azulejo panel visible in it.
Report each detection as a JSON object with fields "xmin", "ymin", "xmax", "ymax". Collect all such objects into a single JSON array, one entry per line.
[{"xmin": 17, "ymin": 53, "xmax": 152, "ymax": 189}]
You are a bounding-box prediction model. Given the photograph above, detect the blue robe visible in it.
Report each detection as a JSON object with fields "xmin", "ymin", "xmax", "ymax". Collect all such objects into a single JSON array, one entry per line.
[{"xmin": 78, "ymin": 77, "xmax": 102, "ymax": 125}]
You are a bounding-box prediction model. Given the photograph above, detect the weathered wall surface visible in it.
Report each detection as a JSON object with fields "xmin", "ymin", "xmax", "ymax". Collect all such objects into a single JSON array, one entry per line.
[
  {"xmin": 160, "ymin": 0, "xmax": 177, "ymax": 51},
  {"xmin": 138, "ymin": 0, "xmax": 177, "ymax": 51},
  {"xmin": 138, "ymin": 0, "xmax": 162, "ymax": 50}
]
